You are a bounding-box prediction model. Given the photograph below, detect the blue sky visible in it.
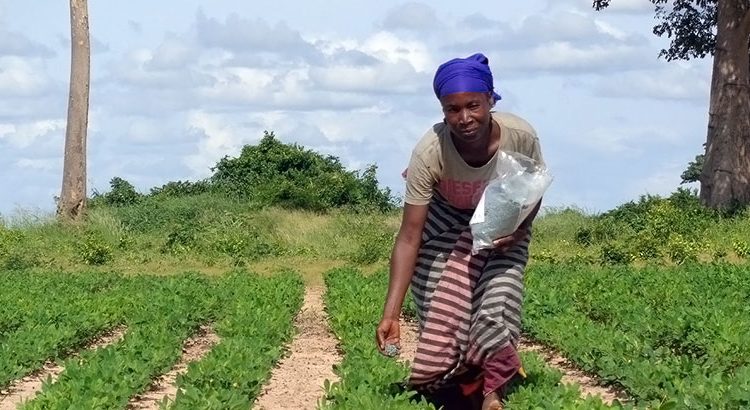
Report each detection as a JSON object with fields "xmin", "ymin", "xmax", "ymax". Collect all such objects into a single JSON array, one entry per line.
[{"xmin": 0, "ymin": 0, "xmax": 710, "ymax": 217}]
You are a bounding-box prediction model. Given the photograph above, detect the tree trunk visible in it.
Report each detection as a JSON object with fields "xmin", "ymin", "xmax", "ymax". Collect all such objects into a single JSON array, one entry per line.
[
  {"xmin": 699, "ymin": 0, "xmax": 750, "ymax": 210},
  {"xmin": 57, "ymin": 0, "xmax": 90, "ymax": 221}
]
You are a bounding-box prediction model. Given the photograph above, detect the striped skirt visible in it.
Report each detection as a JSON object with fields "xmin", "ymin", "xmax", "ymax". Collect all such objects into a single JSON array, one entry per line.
[{"xmin": 408, "ymin": 195, "xmax": 530, "ymax": 395}]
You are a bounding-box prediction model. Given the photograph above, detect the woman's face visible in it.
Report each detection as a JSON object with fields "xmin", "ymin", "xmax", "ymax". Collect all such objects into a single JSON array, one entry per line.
[{"xmin": 440, "ymin": 91, "xmax": 493, "ymax": 143}]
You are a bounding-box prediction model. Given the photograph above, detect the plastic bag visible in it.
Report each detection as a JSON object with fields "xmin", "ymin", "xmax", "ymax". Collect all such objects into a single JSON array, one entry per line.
[{"xmin": 469, "ymin": 150, "xmax": 553, "ymax": 254}]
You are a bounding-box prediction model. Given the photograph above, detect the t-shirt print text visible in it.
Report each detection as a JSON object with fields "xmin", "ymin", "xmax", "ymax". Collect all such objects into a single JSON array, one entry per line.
[{"xmin": 438, "ymin": 179, "xmax": 489, "ymax": 209}]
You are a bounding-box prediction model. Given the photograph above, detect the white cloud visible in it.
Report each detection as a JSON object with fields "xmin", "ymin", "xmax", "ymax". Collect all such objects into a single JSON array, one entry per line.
[
  {"xmin": 194, "ymin": 10, "xmax": 323, "ymax": 64},
  {"xmin": 0, "ymin": 57, "xmax": 54, "ymax": 97},
  {"xmin": 309, "ymin": 61, "xmax": 425, "ymax": 94},
  {"xmin": 443, "ymin": 8, "xmax": 652, "ymax": 76},
  {"xmin": 183, "ymin": 110, "xmax": 269, "ymax": 177},
  {"xmin": 0, "ymin": 119, "xmax": 65, "ymax": 149},
  {"xmin": 593, "ymin": 62, "xmax": 711, "ymax": 101},
  {"xmin": 604, "ymin": 0, "xmax": 653, "ymax": 14},
  {"xmin": 360, "ymin": 32, "xmax": 433, "ymax": 73},
  {"xmin": 573, "ymin": 125, "xmax": 681, "ymax": 155},
  {"xmin": 497, "ymin": 41, "xmax": 652, "ymax": 74},
  {"xmin": 145, "ymin": 34, "xmax": 197, "ymax": 70},
  {"xmin": 109, "ymin": 48, "xmax": 214, "ymax": 89},
  {"xmin": 515, "ymin": 10, "xmax": 602, "ymax": 45},
  {"xmin": 15, "ymin": 157, "xmax": 60, "ymax": 172},
  {"xmin": 0, "ymin": 29, "xmax": 55, "ymax": 57},
  {"xmin": 381, "ymin": 2, "xmax": 439, "ymax": 31}
]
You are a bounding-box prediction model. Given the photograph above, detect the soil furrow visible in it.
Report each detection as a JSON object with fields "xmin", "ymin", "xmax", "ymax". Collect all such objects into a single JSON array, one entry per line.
[
  {"xmin": 518, "ymin": 337, "xmax": 630, "ymax": 405},
  {"xmin": 0, "ymin": 326, "xmax": 127, "ymax": 410},
  {"xmin": 254, "ymin": 286, "xmax": 341, "ymax": 410},
  {"xmin": 127, "ymin": 324, "xmax": 220, "ymax": 409}
]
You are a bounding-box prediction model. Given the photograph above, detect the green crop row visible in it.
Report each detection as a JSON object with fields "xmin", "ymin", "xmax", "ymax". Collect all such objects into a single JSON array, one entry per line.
[
  {"xmin": 523, "ymin": 262, "xmax": 750, "ymax": 409},
  {"xmin": 0, "ymin": 270, "xmax": 303, "ymax": 409},
  {"xmin": 22, "ymin": 273, "xmax": 215, "ymax": 409},
  {"xmin": 168, "ymin": 270, "xmax": 304, "ymax": 409},
  {"xmin": 321, "ymin": 267, "xmax": 433, "ymax": 409},
  {"xmin": 0, "ymin": 272, "xmax": 125, "ymax": 389},
  {"xmin": 321, "ymin": 267, "xmax": 618, "ymax": 409}
]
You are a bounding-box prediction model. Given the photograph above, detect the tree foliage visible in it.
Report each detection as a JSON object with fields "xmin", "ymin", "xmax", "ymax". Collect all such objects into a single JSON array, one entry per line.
[
  {"xmin": 595, "ymin": 0, "xmax": 750, "ymax": 210},
  {"xmin": 92, "ymin": 131, "xmax": 397, "ymax": 213},
  {"xmin": 593, "ymin": 0, "xmax": 719, "ymax": 60},
  {"xmin": 91, "ymin": 177, "xmax": 144, "ymax": 207},
  {"xmin": 211, "ymin": 131, "xmax": 396, "ymax": 212},
  {"xmin": 680, "ymin": 154, "xmax": 705, "ymax": 184},
  {"xmin": 593, "ymin": 0, "xmax": 717, "ymax": 61}
]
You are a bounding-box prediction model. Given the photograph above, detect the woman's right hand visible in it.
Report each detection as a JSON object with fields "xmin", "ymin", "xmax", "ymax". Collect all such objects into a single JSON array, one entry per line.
[{"xmin": 376, "ymin": 317, "xmax": 401, "ymax": 354}]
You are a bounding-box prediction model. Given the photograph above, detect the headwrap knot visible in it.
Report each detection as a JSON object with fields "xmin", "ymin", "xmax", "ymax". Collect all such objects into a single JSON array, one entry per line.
[{"xmin": 432, "ymin": 53, "xmax": 501, "ymax": 102}]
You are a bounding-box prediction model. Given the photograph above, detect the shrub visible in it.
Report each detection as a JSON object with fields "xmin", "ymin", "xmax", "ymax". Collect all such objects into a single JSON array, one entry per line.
[
  {"xmin": 78, "ymin": 233, "xmax": 114, "ymax": 265},
  {"xmin": 211, "ymin": 131, "xmax": 396, "ymax": 212},
  {"xmin": 163, "ymin": 222, "xmax": 201, "ymax": 255},
  {"xmin": 3, "ymin": 250, "xmax": 40, "ymax": 271},
  {"xmin": 90, "ymin": 177, "xmax": 144, "ymax": 207},
  {"xmin": 149, "ymin": 180, "xmax": 212, "ymax": 198},
  {"xmin": 665, "ymin": 233, "xmax": 699, "ymax": 264},
  {"xmin": 733, "ymin": 241, "xmax": 750, "ymax": 258},
  {"xmin": 599, "ymin": 242, "xmax": 633, "ymax": 265}
]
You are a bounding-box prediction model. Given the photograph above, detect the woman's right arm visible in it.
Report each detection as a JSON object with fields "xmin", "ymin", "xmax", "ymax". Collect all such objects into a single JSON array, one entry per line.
[
  {"xmin": 382, "ymin": 203, "xmax": 429, "ymax": 319},
  {"xmin": 376, "ymin": 203, "xmax": 428, "ymax": 352}
]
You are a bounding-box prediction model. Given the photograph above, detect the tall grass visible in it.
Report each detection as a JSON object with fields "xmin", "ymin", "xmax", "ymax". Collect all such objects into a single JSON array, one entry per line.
[{"xmin": 1, "ymin": 190, "xmax": 748, "ymax": 275}]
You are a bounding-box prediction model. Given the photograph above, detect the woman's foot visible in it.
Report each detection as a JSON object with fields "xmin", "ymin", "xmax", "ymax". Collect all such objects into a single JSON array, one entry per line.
[{"xmin": 481, "ymin": 391, "xmax": 503, "ymax": 410}]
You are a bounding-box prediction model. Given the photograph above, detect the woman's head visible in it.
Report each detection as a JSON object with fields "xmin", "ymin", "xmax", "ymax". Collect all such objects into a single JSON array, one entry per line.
[
  {"xmin": 433, "ymin": 53, "xmax": 500, "ymax": 142},
  {"xmin": 433, "ymin": 53, "xmax": 501, "ymax": 104}
]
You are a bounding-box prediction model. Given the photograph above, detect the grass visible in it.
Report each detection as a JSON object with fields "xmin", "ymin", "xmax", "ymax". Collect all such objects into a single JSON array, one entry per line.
[{"xmin": 1, "ymin": 191, "xmax": 749, "ymax": 277}]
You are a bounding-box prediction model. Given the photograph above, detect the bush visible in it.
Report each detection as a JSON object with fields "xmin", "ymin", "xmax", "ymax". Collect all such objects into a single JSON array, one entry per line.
[
  {"xmin": 78, "ymin": 233, "xmax": 114, "ymax": 265},
  {"xmin": 587, "ymin": 188, "xmax": 722, "ymax": 263},
  {"xmin": 665, "ymin": 233, "xmax": 699, "ymax": 264},
  {"xmin": 599, "ymin": 242, "xmax": 633, "ymax": 265},
  {"xmin": 149, "ymin": 180, "xmax": 212, "ymax": 198},
  {"xmin": 734, "ymin": 241, "xmax": 750, "ymax": 258},
  {"xmin": 211, "ymin": 131, "xmax": 396, "ymax": 212},
  {"xmin": 163, "ymin": 222, "xmax": 201, "ymax": 255},
  {"xmin": 90, "ymin": 177, "xmax": 144, "ymax": 207}
]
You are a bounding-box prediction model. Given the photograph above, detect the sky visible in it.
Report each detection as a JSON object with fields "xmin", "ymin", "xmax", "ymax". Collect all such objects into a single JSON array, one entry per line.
[{"xmin": 0, "ymin": 0, "xmax": 711, "ymax": 218}]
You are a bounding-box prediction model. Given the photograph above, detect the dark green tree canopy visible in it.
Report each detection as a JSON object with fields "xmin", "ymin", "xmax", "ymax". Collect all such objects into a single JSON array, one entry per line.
[
  {"xmin": 210, "ymin": 131, "xmax": 396, "ymax": 212},
  {"xmin": 593, "ymin": 0, "xmax": 719, "ymax": 60},
  {"xmin": 680, "ymin": 154, "xmax": 705, "ymax": 184}
]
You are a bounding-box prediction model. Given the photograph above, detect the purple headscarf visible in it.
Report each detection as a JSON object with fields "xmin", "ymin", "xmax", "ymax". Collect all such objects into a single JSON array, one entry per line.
[{"xmin": 432, "ymin": 53, "xmax": 502, "ymax": 102}]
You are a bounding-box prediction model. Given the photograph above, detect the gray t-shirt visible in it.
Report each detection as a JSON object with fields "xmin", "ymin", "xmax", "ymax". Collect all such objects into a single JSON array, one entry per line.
[{"xmin": 403, "ymin": 111, "xmax": 544, "ymax": 210}]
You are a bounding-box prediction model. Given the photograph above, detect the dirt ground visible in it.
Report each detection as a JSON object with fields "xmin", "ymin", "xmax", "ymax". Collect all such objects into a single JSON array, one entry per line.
[
  {"xmin": 518, "ymin": 337, "xmax": 629, "ymax": 405},
  {"xmin": 253, "ymin": 286, "xmax": 341, "ymax": 410},
  {"xmin": 0, "ymin": 288, "xmax": 628, "ymax": 409},
  {"xmin": 128, "ymin": 324, "xmax": 220, "ymax": 409},
  {"xmin": 0, "ymin": 326, "xmax": 126, "ymax": 410}
]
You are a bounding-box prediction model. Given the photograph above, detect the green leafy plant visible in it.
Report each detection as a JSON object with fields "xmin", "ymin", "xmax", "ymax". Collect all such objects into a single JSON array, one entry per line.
[
  {"xmin": 524, "ymin": 262, "xmax": 750, "ymax": 409},
  {"xmin": 211, "ymin": 131, "xmax": 396, "ymax": 212},
  {"xmin": 733, "ymin": 241, "xmax": 750, "ymax": 258},
  {"xmin": 79, "ymin": 233, "xmax": 114, "ymax": 265}
]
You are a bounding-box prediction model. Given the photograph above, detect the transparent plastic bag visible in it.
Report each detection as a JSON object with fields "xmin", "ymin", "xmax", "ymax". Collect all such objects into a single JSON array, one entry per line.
[{"xmin": 469, "ymin": 150, "xmax": 553, "ymax": 254}]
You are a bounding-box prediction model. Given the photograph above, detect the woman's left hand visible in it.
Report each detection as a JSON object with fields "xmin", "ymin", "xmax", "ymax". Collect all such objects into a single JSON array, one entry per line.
[{"xmin": 492, "ymin": 227, "xmax": 528, "ymax": 253}]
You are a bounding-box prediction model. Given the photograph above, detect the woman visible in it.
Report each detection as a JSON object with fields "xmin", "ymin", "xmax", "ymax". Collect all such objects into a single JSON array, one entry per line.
[{"xmin": 376, "ymin": 53, "xmax": 545, "ymax": 410}]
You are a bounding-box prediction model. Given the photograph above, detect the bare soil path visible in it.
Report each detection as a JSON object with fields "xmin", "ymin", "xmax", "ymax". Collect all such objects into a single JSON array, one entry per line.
[
  {"xmin": 0, "ymin": 326, "xmax": 127, "ymax": 410},
  {"xmin": 518, "ymin": 337, "xmax": 629, "ymax": 405},
  {"xmin": 254, "ymin": 286, "xmax": 341, "ymax": 410},
  {"xmin": 127, "ymin": 324, "xmax": 220, "ymax": 409}
]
